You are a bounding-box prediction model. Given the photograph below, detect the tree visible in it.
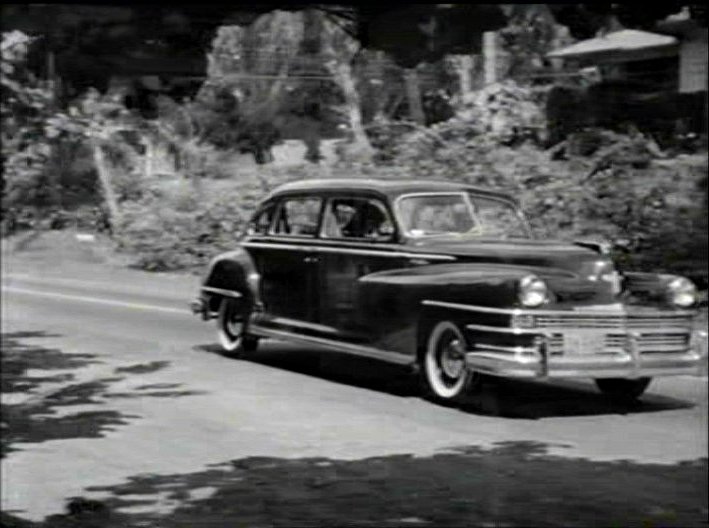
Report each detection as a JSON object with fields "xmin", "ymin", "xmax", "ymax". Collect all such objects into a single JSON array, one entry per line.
[
  {"xmin": 45, "ymin": 89, "xmax": 143, "ymax": 226},
  {"xmin": 2, "ymin": 31, "xmax": 57, "ymax": 224},
  {"xmin": 497, "ymin": 4, "xmax": 571, "ymax": 81},
  {"xmin": 1, "ymin": 4, "xmax": 512, "ymax": 113},
  {"xmin": 207, "ymin": 9, "xmax": 375, "ymax": 163},
  {"xmin": 207, "ymin": 11, "xmax": 305, "ymax": 163}
]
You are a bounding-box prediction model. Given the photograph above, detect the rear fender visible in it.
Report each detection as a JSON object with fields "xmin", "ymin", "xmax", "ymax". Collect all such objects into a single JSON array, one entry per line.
[{"xmin": 202, "ymin": 247, "xmax": 261, "ymax": 314}]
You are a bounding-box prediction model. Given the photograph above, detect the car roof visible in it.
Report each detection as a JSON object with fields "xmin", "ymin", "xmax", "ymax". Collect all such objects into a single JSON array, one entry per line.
[{"xmin": 266, "ymin": 178, "xmax": 516, "ymax": 202}]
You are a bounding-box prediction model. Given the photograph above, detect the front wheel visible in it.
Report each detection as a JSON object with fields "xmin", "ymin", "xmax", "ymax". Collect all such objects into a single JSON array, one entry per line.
[
  {"xmin": 217, "ymin": 298, "xmax": 259, "ymax": 355},
  {"xmin": 420, "ymin": 320, "xmax": 482, "ymax": 405},
  {"xmin": 595, "ymin": 377, "xmax": 652, "ymax": 403}
]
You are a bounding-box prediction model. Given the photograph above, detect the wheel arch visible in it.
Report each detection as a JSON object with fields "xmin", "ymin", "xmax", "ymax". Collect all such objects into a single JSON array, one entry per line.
[
  {"xmin": 203, "ymin": 248, "xmax": 260, "ymax": 313},
  {"xmin": 415, "ymin": 304, "xmax": 474, "ymax": 363}
]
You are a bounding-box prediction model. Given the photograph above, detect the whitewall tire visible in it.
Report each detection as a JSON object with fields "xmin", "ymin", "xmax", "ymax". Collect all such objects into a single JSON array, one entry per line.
[
  {"xmin": 422, "ymin": 320, "xmax": 481, "ymax": 404},
  {"xmin": 217, "ymin": 298, "xmax": 258, "ymax": 355}
]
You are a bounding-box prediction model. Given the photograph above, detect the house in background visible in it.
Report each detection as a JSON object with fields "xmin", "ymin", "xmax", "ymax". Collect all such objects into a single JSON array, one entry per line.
[
  {"xmin": 547, "ymin": 8, "xmax": 707, "ymax": 136},
  {"xmin": 656, "ymin": 7, "xmax": 708, "ymax": 134},
  {"xmin": 547, "ymin": 29, "xmax": 680, "ymax": 90}
]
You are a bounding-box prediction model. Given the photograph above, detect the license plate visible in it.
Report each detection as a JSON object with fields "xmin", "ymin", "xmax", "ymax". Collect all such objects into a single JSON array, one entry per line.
[
  {"xmin": 564, "ymin": 331, "xmax": 605, "ymax": 355},
  {"xmin": 573, "ymin": 303, "xmax": 624, "ymax": 312}
]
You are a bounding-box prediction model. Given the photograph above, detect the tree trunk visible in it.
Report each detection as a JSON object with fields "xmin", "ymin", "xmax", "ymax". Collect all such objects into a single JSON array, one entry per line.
[
  {"xmin": 403, "ymin": 69, "xmax": 425, "ymax": 125},
  {"xmin": 334, "ymin": 61, "xmax": 374, "ymax": 160},
  {"xmin": 91, "ymin": 141, "xmax": 121, "ymax": 228},
  {"xmin": 142, "ymin": 137, "xmax": 154, "ymax": 179}
]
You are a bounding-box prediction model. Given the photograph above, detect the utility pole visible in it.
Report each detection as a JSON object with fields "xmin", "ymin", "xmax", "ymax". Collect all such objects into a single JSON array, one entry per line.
[{"xmin": 483, "ymin": 31, "xmax": 498, "ymax": 85}]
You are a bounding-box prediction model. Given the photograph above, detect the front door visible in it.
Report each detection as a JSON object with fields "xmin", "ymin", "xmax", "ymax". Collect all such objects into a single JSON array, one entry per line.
[{"xmin": 316, "ymin": 195, "xmax": 405, "ymax": 343}]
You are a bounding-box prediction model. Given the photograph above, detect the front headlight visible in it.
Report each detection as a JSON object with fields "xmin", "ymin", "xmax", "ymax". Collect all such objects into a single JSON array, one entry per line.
[
  {"xmin": 667, "ymin": 277, "xmax": 697, "ymax": 307},
  {"xmin": 518, "ymin": 275, "xmax": 549, "ymax": 308}
]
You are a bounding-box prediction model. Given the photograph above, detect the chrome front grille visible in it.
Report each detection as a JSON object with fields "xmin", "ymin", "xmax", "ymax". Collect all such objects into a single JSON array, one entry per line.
[
  {"xmin": 533, "ymin": 312, "xmax": 694, "ymax": 357},
  {"xmin": 545, "ymin": 331, "xmax": 690, "ymax": 357},
  {"xmin": 534, "ymin": 314, "xmax": 693, "ymax": 330},
  {"xmin": 630, "ymin": 333, "xmax": 690, "ymax": 353}
]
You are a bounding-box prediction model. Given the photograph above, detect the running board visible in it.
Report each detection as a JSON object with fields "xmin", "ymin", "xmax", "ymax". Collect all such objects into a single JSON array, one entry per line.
[{"xmin": 249, "ymin": 324, "xmax": 415, "ymax": 366}]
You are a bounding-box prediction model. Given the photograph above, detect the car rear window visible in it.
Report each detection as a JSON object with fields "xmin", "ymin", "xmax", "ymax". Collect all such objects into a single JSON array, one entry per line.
[{"xmin": 272, "ymin": 197, "xmax": 322, "ymax": 237}]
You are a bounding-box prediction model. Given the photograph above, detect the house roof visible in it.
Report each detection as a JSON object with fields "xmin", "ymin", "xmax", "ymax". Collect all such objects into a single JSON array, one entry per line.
[{"xmin": 547, "ymin": 29, "xmax": 678, "ymax": 59}]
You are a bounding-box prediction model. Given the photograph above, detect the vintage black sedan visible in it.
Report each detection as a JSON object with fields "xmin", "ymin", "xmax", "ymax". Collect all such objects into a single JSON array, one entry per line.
[{"xmin": 191, "ymin": 179, "xmax": 706, "ymax": 404}]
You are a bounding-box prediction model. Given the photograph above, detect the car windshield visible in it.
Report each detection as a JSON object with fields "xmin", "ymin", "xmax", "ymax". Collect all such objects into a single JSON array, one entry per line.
[{"xmin": 395, "ymin": 192, "xmax": 531, "ymax": 239}]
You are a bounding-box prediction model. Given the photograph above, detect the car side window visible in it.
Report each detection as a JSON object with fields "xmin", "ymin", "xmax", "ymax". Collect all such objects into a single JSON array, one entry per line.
[
  {"xmin": 273, "ymin": 197, "xmax": 322, "ymax": 237},
  {"xmin": 246, "ymin": 203, "xmax": 276, "ymax": 236},
  {"xmin": 322, "ymin": 197, "xmax": 394, "ymax": 241}
]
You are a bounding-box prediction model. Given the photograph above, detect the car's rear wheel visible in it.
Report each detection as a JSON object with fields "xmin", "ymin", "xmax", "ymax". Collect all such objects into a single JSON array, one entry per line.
[
  {"xmin": 594, "ymin": 377, "xmax": 652, "ymax": 403},
  {"xmin": 421, "ymin": 321, "xmax": 482, "ymax": 404},
  {"xmin": 217, "ymin": 298, "xmax": 259, "ymax": 355}
]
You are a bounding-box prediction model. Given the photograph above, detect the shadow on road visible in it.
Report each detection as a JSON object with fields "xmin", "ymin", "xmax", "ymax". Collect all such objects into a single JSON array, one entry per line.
[
  {"xmin": 0, "ymin": 331, "xmax": 128, "ymax": 459},
  {"xmin": 4, "ymin": 441, "xmax": 705, "ymax": 527},
  {"xmin": 195, "ymin": 342, "xmax": 695, "ymax": 419},
  {"xmin": 1, "ymin": 331, "xmax": 205, "ymax": 459}
]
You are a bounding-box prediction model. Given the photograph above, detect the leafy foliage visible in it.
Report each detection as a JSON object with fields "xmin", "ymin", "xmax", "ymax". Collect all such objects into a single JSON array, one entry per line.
[
  {"xmin": 114, "ymin": 169, "xmax": 292, "ymax": 271},
  {"xmin": 362, "ymin": 83, "xmax": 707, "ymax": 285},
  {"xmin": 1, "ymin": 31, "xmax": 57, "ymax": 217},
  {"xmin": 497, "ymin": 5, "xmax": 572, "ymax": 80}
]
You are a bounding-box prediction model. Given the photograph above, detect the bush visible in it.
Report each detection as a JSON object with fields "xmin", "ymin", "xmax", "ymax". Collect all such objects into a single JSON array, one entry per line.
[
  {"xmin": 109, "ymin": 74, "xmax": 707, "ymax": 287},
  {"xmin": 374, "ymin": 110, "xmax": 708, "ymax": 284},
  {"xmin": 113, "ymin": 165, "xmax": 313, "ymax": 272}
]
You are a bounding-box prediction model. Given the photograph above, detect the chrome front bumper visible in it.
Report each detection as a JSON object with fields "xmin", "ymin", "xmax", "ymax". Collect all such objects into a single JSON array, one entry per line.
[
  {"xmin": 465, "ymin": 338, "xmax": 706, "ymax": 379},
  {"xmin": 452, "ymin": 303, "xmax": 707, "ymax": 379},
  {"xmin": 190, "ymin": 286, "xmax": 244, "ymax": 321}
]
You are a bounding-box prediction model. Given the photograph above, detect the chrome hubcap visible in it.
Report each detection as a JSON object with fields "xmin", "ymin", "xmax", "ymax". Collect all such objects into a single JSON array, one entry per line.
[
  {"xmin": 440, "ymin": 338, "xmax": 465, "ymax": 379},
  {"xmin": 226, "ymin": 316, "xmax": 242, "ymax": 338}
]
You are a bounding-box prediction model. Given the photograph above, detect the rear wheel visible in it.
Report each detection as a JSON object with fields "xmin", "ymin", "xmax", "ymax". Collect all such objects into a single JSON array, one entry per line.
[
  {"xmin": 595, "ymin": 377, "xmax": 652, "ymax": 403},
  {"xmin": 217, "ymin": 298, "xmax": 259, "ymax": 355},
  {"xmin": 421, "ymin": 321, "xmax": 482, "ymax": 405}
]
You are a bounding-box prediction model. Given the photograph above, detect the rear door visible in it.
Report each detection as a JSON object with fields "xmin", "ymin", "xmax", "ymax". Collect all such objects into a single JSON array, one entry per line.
[{"xmin": 245, "ymin": 194, "xmax": 323, "ymax": 323}]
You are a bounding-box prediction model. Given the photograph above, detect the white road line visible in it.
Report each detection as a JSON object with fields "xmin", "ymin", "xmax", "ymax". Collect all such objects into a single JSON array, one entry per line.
[
  {"xmin": 2, "ymin": 286, "xmax": 190, "ymax": 315},
  {"xmin": 3, "ymin": 273, "xmax": 193, "ymax": 294}
]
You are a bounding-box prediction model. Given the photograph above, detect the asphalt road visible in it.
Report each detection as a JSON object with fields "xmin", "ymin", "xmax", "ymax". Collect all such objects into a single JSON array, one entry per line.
[{"xmin": 1, "ymin": 242, "xmax": 707, "ymax": 527}]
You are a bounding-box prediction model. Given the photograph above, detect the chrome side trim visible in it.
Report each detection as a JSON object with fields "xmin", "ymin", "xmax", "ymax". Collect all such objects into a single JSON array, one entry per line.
[
  {"xmin": 249, "ymin": 324, "xmax": 415, "ymax": 366},
  {"xmin": 265, "ymin": 316, "xmax": 341, "ymax": 335},
  {"xmin": 201, "ymin": 286, "xmax": 244, "ymax": 299},
  {"xmin": 466, "ymin": 323, "xmax": 553, "ymax": 336},
  {"xmin": 243, "ymin": 242, "xmax": 456, "ymax": 261},
  {"xmin": 423, "ymin": 300, "xmax": 523, "ymax": 315},
  {"xmin": 473, "ymin": 343, "xmax": 538, "ymax": 354},
  {"xmin": 422, "ymin": 300, "xmax": 696, "ymax": 318}
]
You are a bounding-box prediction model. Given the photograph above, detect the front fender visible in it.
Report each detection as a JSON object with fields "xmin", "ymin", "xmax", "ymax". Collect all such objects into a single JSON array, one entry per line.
[
  {"xmin": 623, "ymin": 271, "xmax": 693, "ymax": 307},
  {"xmin": 358, "ymin": 263, "xmax": 533, "ymax": 310},
  {"xmin": 354, "ymin": 263, "xmax": 553, "ymax": 355}
]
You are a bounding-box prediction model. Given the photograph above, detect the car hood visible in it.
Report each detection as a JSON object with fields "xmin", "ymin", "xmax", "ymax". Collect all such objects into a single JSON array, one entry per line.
[{"xmin": 407, "ymin": 237, "xmax": 608, "ymax": 279}]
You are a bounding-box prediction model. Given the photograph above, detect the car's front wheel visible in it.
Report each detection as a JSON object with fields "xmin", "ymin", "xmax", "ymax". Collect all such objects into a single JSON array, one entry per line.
[
  {"xmin": 594, "ymin": 377, "xmax": 652, "ymax": 403},
  {"xmin": 421, "ymin": 321, "xmax": 482, "ymax": 404},
  {"xmin": 217, "ymin": 298, "xmax": 259, "ymax": 355}
]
